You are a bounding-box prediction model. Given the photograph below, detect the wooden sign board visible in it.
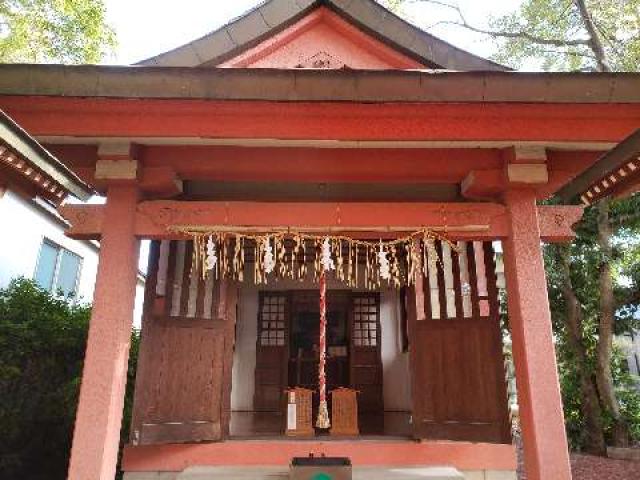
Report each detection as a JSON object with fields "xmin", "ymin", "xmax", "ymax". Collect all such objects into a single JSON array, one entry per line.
[
  {"xmin": 330, "ymin": 388, "xmax": 359, "ymax": 436},
  {"xmin": 285, "ymin": 387, "xmax": 315, "ymax": 437}
]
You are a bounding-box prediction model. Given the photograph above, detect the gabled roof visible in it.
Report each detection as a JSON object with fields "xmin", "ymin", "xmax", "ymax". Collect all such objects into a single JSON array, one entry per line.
[
  {"xmin": 0, "ymin": 109, "xmax": 92, "ymax": 202},
  {"xmin": 138, "ymin": 0, "xmax": 507, "ymax": 71},
  {"xmin": 558, "ymin": 129, "xmax": 640, "ymax": 205}
]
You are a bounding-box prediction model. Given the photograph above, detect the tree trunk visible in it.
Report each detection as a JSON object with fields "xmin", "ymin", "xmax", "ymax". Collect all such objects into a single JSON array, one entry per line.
[
  {"xmin": 575, "ymin": 0, "xmax": 630, "ymax": 449},
  {"xmin": 594, "ymin": 199, "xmax": 630, "ymax": 447},
  {"xmin": 574, "ymin": 0, "xmax": 611, "ymax": 72},
  {"xmin": 554, "ymin": 243, "xmax": 607, "ymax": 455}
]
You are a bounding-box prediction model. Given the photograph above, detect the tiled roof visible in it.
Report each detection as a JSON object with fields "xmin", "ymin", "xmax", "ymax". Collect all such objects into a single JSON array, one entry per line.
[
  {"xmin": 138, "ymin": 0, "xmax": 507, "ymax": 71},
  {"xmin": 558, "ymin": 129, "xmax": 640, "ymax": 205},
  {"xmin": 0, "ymin": 109, "xmax": 92, "ymax": 202},
  {"xmin": 2, "ymin": 66, "xmax": 639, "ymax": 104}
]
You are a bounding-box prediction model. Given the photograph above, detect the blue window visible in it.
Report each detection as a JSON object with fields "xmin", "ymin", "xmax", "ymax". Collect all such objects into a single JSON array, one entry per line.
[{"xmin": 34, "ymin": 239, "xmax": 82, "ymax": 298}]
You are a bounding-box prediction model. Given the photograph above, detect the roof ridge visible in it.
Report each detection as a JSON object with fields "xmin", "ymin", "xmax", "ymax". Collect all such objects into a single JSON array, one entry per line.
[{"xmin": 137, "ymin": 0, "xmax": 508, "ymax": 71}]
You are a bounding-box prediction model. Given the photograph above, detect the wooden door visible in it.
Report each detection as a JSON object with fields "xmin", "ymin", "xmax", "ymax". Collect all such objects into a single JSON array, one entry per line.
[
  {"xmin": 288, "ymin": 291, "xmax": 350, "ymax": 392},
  {"xmin": 350, "ymin": 293, "xmax": 383, "ymax": 433},
  {"xmin": 407, "ymin": 241, "xmax": 511, "ymax": 443},
  {"xmin": 253, "ymin": 292, "xmax": 289, "ymax": 412},
  {"xmin": 130, "ymin": 240, "xmax": 237, "ymax": 445}
]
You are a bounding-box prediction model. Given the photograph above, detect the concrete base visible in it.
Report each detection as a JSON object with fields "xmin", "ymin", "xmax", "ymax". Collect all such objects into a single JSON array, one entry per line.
[{"xmin": 124, "ymin": 467, "xmax": 517, "ymax": 480}]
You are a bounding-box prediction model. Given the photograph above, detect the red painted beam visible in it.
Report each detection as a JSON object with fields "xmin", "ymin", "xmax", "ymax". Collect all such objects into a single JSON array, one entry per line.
[
  {"xmin": 122, "ymin": 440, "xmax": 517, "ymax": 472},
  {"xmin": 58, "ymin": 200, "xmax": 583, "ymax": 242},
  {"xmin": 142, "ymin": 145, "xmax": 503, "ymax": 184},
  {"xmin": 2, "ymin": 96, "xmax": 640, "ymax": 142}
]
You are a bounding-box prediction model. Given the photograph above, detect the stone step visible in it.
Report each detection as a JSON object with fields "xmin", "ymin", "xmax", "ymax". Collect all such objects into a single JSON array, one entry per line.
[
  {"xmin": 177, "ymin": 467, "xmax": 288, "ymax": 479},
  {"xmin": 174, "ymin": 465, "xmax": 465, "ymax": 479},
  {"xmin": 354, "ymin": 467, "xmax": 464, "ymax": 479}
]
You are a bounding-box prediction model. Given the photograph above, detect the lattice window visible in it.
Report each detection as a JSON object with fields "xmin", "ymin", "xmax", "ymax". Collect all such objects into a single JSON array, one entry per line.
[
  {"xmin": 422, "ymin": 240, "xmax": 498, "ymax": 321},
  {"xmin": 353, "ymin": 295, "xmax": 379, "ymax": 347},
  {"xmin": 259, "ymin": 294, "xmax": 287, "ymax": 346}
]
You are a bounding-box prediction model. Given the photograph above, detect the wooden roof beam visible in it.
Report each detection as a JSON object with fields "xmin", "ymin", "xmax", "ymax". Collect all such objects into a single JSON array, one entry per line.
[{"xmin": 58, "ymin": 200, "xmax": 583, "ymax": 243}]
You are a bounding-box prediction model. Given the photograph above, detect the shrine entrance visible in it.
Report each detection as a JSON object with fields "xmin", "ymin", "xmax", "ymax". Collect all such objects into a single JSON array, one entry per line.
[{"xmin": 253, "ymin": 290, "xmax": 384, "ymax": 435}]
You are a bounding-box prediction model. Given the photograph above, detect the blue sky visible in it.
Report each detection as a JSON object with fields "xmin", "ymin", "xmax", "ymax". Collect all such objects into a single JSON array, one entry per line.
[{"xmin": 104, "ymin": 0, "xmax": 524, "ymax": 66}]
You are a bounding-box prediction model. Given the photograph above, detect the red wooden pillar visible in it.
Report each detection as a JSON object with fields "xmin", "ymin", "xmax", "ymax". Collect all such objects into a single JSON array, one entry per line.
[
  {"xmin": 502, "ymin": 188, "xmax": 572, "ymax": 480},
  {"xmin": 67, "ymin": 185, "xmax": 140, "ymax": 480}
]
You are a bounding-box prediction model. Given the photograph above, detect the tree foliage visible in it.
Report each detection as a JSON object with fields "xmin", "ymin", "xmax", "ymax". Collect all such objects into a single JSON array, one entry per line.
[
  {"xmin": 489, "ymin": 0, "xmax": 640, "ymax": 71},
  {"xmin": 0, "ymin": 0, "xmax": 116, "ymax": 64},
  {"xmin": 546, "ymin": 196, "xmax": 640, "ymax": 448},
  {"xmin": 0, "ymin": 279, "xmax": 138, "ymax": 480}
]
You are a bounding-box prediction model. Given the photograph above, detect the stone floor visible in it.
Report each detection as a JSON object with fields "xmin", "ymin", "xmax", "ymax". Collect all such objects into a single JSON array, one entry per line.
[
  {"xmin": 175, "ymin": 466, "xmax": 466, "ymax": 479},
  {"xmin": 125, "ymin": 467, "xmax": 517, "ymax": 480}
]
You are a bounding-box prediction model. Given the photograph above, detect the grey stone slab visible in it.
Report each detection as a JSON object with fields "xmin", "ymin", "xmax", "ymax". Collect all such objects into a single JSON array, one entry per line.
[
  {"xmin": 176, "ymin": 466, "xmax": 288, "ymax": 479},
  {"xmin": 353, "ymin": 467, "xmax": 465, "ymax": 479},
  {"xmin": 485, "ymin": 471, "xmax": 517, "ymax": 480},
  {"xmin": 126, "ymin": 466, "xmax": 473, "ymax": 480},
  {"xmin": 461, "ymin": 471, "xmax": 485, "ymax": 480},
  {"xmin": 123, "ymin": 473, "xmax": 177, "ymax": 480}
]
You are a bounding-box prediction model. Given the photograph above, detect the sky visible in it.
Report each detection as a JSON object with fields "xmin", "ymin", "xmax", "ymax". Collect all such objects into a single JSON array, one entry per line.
[{"xmin": 103, "ymin": 0, "xmax": 524, "ymax": 66}]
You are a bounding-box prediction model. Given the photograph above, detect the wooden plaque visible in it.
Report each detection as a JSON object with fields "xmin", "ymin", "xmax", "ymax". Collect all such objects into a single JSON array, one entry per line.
[
  {"xmin": 285, "ymin": 387, "xmax": 315, "ymax": 437},
  {"xmin": 330, "ymin": 388, "xmax": 359, "ymax": 436}
]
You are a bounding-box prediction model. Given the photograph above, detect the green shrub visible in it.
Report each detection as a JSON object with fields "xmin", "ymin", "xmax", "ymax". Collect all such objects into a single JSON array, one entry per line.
[{"xmin": 0, "ymin": 278, "xmax": 138, "ymax": 480}]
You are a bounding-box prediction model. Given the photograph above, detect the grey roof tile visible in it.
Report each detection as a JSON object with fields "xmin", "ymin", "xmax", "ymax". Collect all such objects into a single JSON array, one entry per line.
[
  {"xmin": 138, "ymin": 0, "xmax": 507, "ymax": 71},
  {"xmin": 259, "ymin": 0, "xmax": 305, "ymax": 27},
  {"xmin": 226, "ymin": 8, "xmax": 271, "ymax": 46}
]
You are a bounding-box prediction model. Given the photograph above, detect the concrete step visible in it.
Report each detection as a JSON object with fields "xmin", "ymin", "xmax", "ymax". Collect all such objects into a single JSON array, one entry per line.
[
  {"xmin": 354, "ymin": 467, "xmax": 464, "ymax": 479},
  {"xmin": 174, "ymin": 465, "xmax": 465, "ymax": 479},
  {"xmin": 177, "ymin": 467, "xmax": 288, "ymax": 479}
]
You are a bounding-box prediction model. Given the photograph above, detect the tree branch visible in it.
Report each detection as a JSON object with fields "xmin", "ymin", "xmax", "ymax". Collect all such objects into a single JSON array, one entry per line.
[
  {"xmin": 419, "ymin": 0, "xmax": 591, "ymax": 48},
  {"xmin": 574, "ymin": 0, "xmax": 611, "ymax": 72}
]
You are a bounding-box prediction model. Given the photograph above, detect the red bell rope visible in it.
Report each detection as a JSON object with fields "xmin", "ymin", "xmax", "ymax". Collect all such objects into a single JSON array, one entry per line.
[{"xmin": 316, "ymin": 269, "xmax": 331, "ymax": 429}]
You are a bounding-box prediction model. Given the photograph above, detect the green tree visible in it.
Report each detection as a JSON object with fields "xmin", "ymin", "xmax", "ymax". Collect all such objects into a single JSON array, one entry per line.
[
  {"xmin": 483, "ymin": 0, "xmax": 640, "ymax": 453},
  {"xmin": 0, "ymin": 278, "xmax": 138, "ymax": 479},
  {"xmin": 389, "ymin": 0, "xmax": 640, "ymax": 454},
  {"xmin": 0, "ymin": 0, "xmax": 116, "ymax": 64}
]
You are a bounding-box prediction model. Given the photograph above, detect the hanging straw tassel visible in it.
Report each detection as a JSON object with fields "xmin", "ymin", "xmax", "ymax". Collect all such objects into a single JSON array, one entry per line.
[{"xmin": 316, "ymin": 269, "xmax": 331, "ymax": 429}]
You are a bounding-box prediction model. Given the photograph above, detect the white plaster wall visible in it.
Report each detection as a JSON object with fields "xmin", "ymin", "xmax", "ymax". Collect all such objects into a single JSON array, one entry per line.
[
  {"xmin": 380, "ymin": 289, "xmax": 412, "ymax": 411},
  {"xmin": 231, "ymin": 283, "xmax": 260, "ymax": 411},
  {"xmin": 0, "ymin": 190, "xmax": 100, "ymax": 302},
  {"xmin": 0, "ymin": 189, "xmax": 146, "ymax": 327},
  {"xmin": 230, "ymin": 271, "xmax": 412, "ymax": 412}
]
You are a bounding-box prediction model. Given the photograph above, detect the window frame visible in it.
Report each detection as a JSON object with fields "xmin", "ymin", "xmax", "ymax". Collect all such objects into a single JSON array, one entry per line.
[{"xmin": 34, "ymin": 237, "xmax": 83, "ymax": 299}]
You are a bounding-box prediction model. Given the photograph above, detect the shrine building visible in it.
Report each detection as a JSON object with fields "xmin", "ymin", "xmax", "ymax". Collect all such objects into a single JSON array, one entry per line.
[{"xmin": 1, "ymin": 1, "xmax": 640, "ymax": 479}]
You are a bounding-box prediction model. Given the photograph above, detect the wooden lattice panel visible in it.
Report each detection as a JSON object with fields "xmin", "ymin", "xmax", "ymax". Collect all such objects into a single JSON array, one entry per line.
[
  {"xmin": 259, "ymin": 294, "xmax": 287, "ymax": 346},
  {"xmin": 353, "ymin": 296, "xmax": 378, "ymax": 346},
  {"xmin": 330, "ymin": 388, "xmax": 359, "ymax": 436},
  {"xmin": 285, "ymin": 387, "xmax": 314, "ymax": 437}
]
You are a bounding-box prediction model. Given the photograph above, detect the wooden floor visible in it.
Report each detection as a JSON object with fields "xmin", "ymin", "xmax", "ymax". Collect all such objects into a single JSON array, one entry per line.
[{"xmin": 230, "ymin": 411, "xmax": 412, "ymax": 438}]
